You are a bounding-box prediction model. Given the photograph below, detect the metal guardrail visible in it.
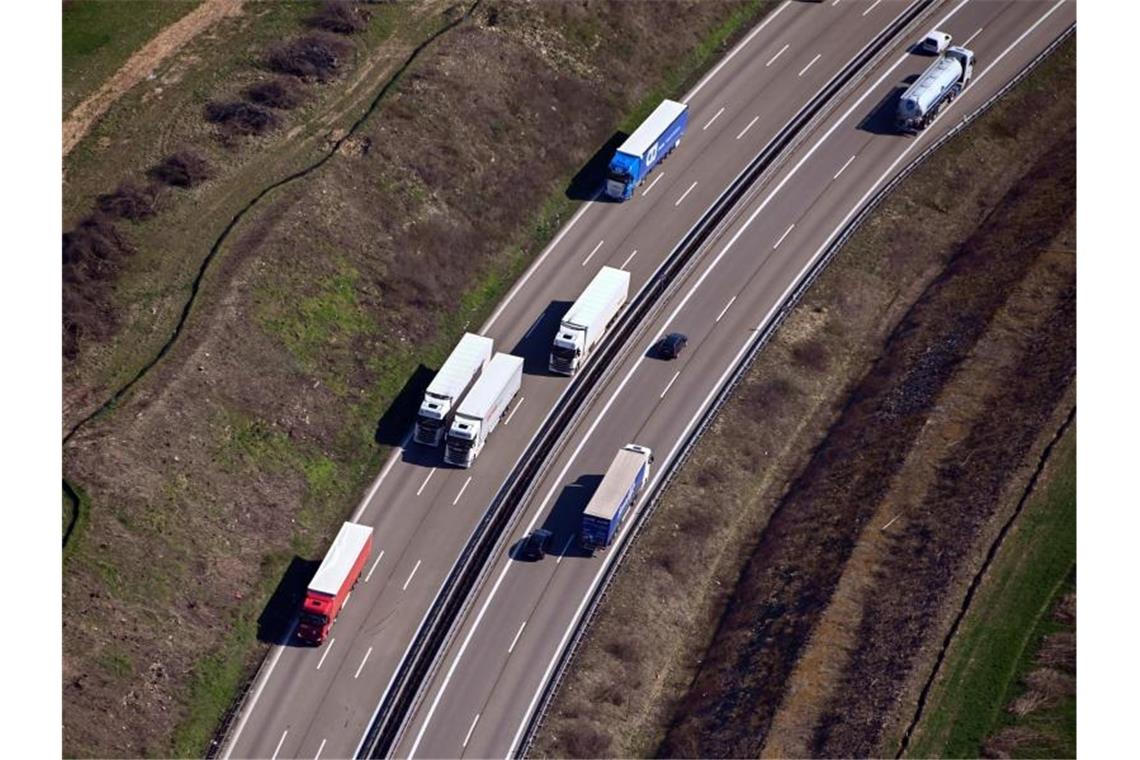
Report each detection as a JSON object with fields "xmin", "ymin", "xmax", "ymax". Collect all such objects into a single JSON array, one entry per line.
[
  {"xmin": 517, "ymin": 19, "xmax": 1077, "ymax": 760},
  {"xmin": 356, "ymin": 1, "xmax": 941, "ymax": 756}
]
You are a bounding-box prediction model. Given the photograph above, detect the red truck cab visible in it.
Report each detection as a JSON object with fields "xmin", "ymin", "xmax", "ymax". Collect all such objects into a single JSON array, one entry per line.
[{"xmin": 298, "ymin": 522, "xmax": 374, "ymax": 645}]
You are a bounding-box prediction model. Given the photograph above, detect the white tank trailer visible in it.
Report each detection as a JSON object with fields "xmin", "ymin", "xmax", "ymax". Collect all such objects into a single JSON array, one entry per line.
[
  {"xmin": 444, "ymin": 352, "xmax": 524, "ymax": 468},
  {"xmin": 414, "ymin": 332, "xmax": 494, "ymax": 447},
  {"xmin": 896, "ymin": 46, "xmax": 975, "ymax": 132},
  {"xmin": 549, "ymin": 266, "xmax": 631, "ymax": 375}
]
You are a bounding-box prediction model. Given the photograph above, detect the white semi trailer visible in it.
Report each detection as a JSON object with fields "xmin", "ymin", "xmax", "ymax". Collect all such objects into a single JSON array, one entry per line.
[
  {"xmin": 549, "ymin": 266, "xmax": 630, "ymax": 375},
  {"xmin": 444, "ymin": 352, "xmax": 523, "ymax": 468},
  {"xmin": 896, "ymin": 46, "xmax": 975, "ymax": 132},
  {"xmin": 415, "ymin": 332, "xmax": 493, "ymax": 447}
]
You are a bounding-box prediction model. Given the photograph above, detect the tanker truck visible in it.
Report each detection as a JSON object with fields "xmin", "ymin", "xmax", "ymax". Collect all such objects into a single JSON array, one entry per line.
[{"xmin": 896, "ymin": 46, "xmax": 975, "ymax": 133}]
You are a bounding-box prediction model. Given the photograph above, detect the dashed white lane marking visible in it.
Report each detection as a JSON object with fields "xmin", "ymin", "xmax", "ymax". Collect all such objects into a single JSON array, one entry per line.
[
  {"xmin": 581, "ymin": 239, "xmax": 604, "ymax": 267},
  {"xmin": 314, "ymin": 738, "xmax": 327, "ymax": 760},
  {"xmin": 508, "ymin": 621, "xmax": 527, "ymax": 654},
  {"xmin": 354, "ymin": 647, "xmax": 373, "ymax": 679},
  {"xmin": 683, "ymin": 1, "xmax": 789, "ymax": 102},
  {"xmin": 736, "ymin": 115, "xmax": 760, "ymax": 140},
  {"xmin": 504, "ymin": 398, "xmax": 524, "ymax": 426},
  {"xmin": 716, "ymin": 295, "xmax": 737, "ymax": 323},
  {"xmin": 703, "ymin": 107, "xmax": 725, "ymax": 130},
  {"xmin": 453, "ymin": 476, "xmax": 472, "ymax": 505},
  {"xmin": 766, "ymin": 43, "xmax": 789, "ymax": 67},
  {"xmin": 416, "ymin": 468, "xmax": 436, "ymax": 496},
  {"xmin": 833, "ymin": 154, "xmax": 857, "ymax": 180},
  {"xmin": 271, "ymin": 731, "xmax": 287, "ymax": 760},
  {"xmin": 774, "ymin": 223, "xmax": 796, "ymax": 249},
  {"xmin": 964, "ymin": 26, "xmax": 984, "ymax": 46},
  {"xmin": 862, "ymin": 0, "xmax": 882, "ymax": 16},
  {"xmin": 365, "ymin": 550, "xmax": 385, "ymax": 582},
  {"xmin": 675, "ymin": 181, "xmax": 698, "ymax": 207},
  {"xmin": 463, "ymin": 713, "xmax": 481, "ymax": 749},
  {"xmin": 316, "ymin": 638, "xmax": 336, "ymax": 671},
  {"xmin": 555, "ymin": 536, "xmax": 573, "ymax": 564},
  {"xmin": 832, "ymin": 0, "xmax": 841, "ymax": 6},
  {"xmin": 402, "ymin": 560, "xmax": 422, "ymax": 591},
  {"xmin": 643, "ymin": 173, "xmax": 664, "ymax": 196},
  {"xmin": 342, "ymin": 591, "xmax": 351, "ymax": 610},
  {"xmin": 621, "ymin": 249, "xmax": 639, "ymax": 269},
  {"xmin": 660, "ymin": 371, "xmax": 681, "ymax": 399},
  {"xmin": 798, "ymin": 53, "xmax": 821, "ymax": 77}
]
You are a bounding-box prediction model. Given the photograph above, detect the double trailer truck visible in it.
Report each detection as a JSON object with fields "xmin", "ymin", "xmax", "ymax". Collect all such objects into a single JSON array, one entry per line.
[
  {"xmin": 415, "ymin": 332, "xmax": 494, "ymax": 446},
  {"xmin": 579, "ymin": 444, "xmax": 653, "ymax": 551},
  {"xmin": 550, "ymin": 266, "xmax": 630, "ymax": 375},
  {"xmin": 444, "ymin": 352, "xmax": 524, "ymax": 468},
  {"xmin": 896, "ymin": 46, "xmax": 975, "ymax": 132},
  {"xmin": 298, "ymin": 521, "xmax": 374, "ymax": 645},
  {"xmin": 605, "ymin": 99, "xmax": 689, "ymax": 201}
]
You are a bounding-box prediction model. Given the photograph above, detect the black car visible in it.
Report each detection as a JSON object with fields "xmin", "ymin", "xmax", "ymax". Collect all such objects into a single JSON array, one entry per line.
[
  {"xmin": 659, "ymin": 332, "xmax": 688, "ymax": 360},
  {"xmin": 519, "ymin": 528, "xmax": 553, "ymax": 561}
]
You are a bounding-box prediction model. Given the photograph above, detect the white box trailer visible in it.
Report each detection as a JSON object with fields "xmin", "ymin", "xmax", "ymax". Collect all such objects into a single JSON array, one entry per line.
[
  {"xmin": 444, "ymin": 352, "xmax": 524, "ymax": 468},
  {"xmin": 549, "ymin": 266, "xmax": 630, "ymax": 375},
  {"xmin": 415, "ymin": 332, "xmax": 494, "ymax": 446}
]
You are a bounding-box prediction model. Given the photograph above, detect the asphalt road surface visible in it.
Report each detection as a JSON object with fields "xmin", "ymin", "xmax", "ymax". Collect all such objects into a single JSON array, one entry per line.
[
  {"xmin": 221, "ymin": 1, "xmax": 1074, "ymax": 757},
  {"xmin": 393, "ymin": 1, "xmax": 1075, "ymax": 758}
]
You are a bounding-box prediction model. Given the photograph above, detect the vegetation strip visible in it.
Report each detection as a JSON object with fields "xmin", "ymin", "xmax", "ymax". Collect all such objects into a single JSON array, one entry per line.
[{"xmin": 60, "ymin": 1, "xmax": 481, "ymax": 451}]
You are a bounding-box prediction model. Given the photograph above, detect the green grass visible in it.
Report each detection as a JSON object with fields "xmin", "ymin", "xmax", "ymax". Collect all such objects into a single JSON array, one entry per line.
[
  {"xmin": 903, "ymin": 423, "xmax": 1076, "ymax": 758},
  {"xmin": 63, "ymin": 0, "xmax": 203, "ymax": 114}
]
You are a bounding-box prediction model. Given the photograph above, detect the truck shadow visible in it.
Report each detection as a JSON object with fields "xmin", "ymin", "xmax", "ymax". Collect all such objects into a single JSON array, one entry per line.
[
  {"xmin": 566, "ymin": 131, "xmax": 628, "ymax": 202},
  {"xmin": 515, "ymin": 473, "xmax": 603, "ymax": 562},
  {"xmin": 511, "ymin": 300, "xmax": 573, "ymax": 377},
  {"xmin": 257, "ymin": 556, "xmax": 322, "ymax": 646},
  {"xmin": 858, "ymin": 74, "xmax": 918, "ymax": 136},
  {"xmin": 374, "ymin": 364, "xmax": 435, "ymax": 447}
]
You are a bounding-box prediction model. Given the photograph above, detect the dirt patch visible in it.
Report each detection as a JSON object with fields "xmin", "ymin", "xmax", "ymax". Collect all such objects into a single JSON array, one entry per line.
[
  {"xmin": 63, "ymin": 0, "xmax": 246, "ymax": 157},
  {"xmin": 531, "ymin": 35, "xmax": 1075, "ymax": 760}
]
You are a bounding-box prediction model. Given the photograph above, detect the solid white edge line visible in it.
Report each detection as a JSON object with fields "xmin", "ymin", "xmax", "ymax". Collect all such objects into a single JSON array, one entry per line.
[
  {"xmin": 506, "ymin": 3, "xmax": 1070, "ymax": 752},
  {"xmin": 504, "ymin": 397, "xmax": 525, "ymax": 426},
  {"xmin": 798, "ymin": 52, "xmax": 822, "ymax": 77},
  {"xmin": 581, "ymin": 239, "xmax": 604, "ymax": 267},
  {"xmin": 271, "ymin": 730, "xmax": 287, "ymax": 760},
  {"xmin": 351, "ymin": 428, "xmax": 410, "ymax": 522},
  {"xmin": 683, "ymin": 1, "xmax": 790, "ymax": 102},
  {"xmin": 642, "ymin": 173, "xmax": 664, "ymax": 197},
  {"xmin": 716, "ymin": 296, "xmax": 737, "ymax": 323},
  {"xmin": 316, "ymin": 638, "xmax": 336, "ymax": 671},
  {"xmin": 766, "ymin": 43, "xmax": 790, "ymax": 67},
  {"xmin": 365, "ymin": 550, "xmax": 385, "ymax": 582},
  {"xmin": 703, "ymin": 107, "xmax": 726, "ymax": 131},
  {"xmin": 508, "ymin": 621, "xmax": 527, "ymax": 654},
  {"xmin": 219, "ymin": 621, "xmax": 294, "ymax": 759},
  {"xmin": 675, "ymin": 181, "xmax": 698, "ymax": 207},
  {"xmin": 660, "ymin": 371, "xmax": 681, "ymax": 399},
  {"xmin": 833, "ymin": 154, "xmax": 856, "ymax": 180},
  {"xmin": 773, "ymin": 223, "xmax": 796, "ymax": 249},
  {"xmin": 463, "ymin": 713, "xmax": 481, "ymax": 749},
  {"xmin": 454, "ymin": 476, "xmax": 473, "ymax": 505},
  {"xmin": 736, "ymin": 115, "xmax": 760, "ymax": 140},
  {"xmin": 620, "ymin": 249, "xmax": 639, "ymax": 269},
  {"xmin": 314, "ymin": 737, "xmax": 327, "ymax": 760},
  {"xmin": 402, "ymin": 560, "xmax": 422, "ymax": 591},
  {"xmin": 416, "ymin": 468, "xmax": 436, "ymax": 496},
  {"xmin": 354, "ymin": 646, "xmax": 373, "ymax": 679}
]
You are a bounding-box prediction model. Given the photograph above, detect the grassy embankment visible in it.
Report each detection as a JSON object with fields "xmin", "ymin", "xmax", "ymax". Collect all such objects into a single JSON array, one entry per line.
[
  {"xmin": 63, "ymin": 0, "xmax": 202, "ymax": 114},
  {"xmin": 904, "ymin": 425, "xmax": 1076, "ymax": 759}
]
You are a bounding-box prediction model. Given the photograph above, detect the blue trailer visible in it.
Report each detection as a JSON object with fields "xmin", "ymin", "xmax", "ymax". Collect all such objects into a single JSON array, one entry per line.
[
  {"xmin": 579, "ymin": 444, "xmax": 654, "ymax": 550},
  {"xmin": 605, "ymin": 100, "xmax": 689, "ymax": 201}
]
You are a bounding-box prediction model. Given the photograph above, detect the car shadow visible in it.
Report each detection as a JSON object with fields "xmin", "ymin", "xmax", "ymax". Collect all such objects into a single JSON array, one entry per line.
[
  {"xmin": 858, "ymin": 74, "xmax": 918, "ymax": 136},
  {"xmin": 511, "ymin": 300, "xmax": 573, "ymax": 376},
  {"xmin": 257, "ymin": 556, "xmax": 322, "ymax": 646},
  {"xmin": 566, "ymin": 131, "xmax": 628, "ymax": 202}
]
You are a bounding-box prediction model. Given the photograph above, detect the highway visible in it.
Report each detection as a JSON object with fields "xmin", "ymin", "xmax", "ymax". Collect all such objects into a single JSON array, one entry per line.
[
  {"xmin": 221, "ymin": 2, "xmax": 948, "ymax": 757},
  {"xmin": 392, "ymin": 1, "xmax": 1076, "ymax": 758}
]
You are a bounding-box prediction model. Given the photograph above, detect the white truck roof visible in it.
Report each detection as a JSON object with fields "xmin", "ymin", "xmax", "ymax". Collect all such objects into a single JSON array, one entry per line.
[
  {"xmin": 455, "ymin": 353, "xmax": 523, "ymax": 420},
  {"xmin": 584, "ymin": 446, "xmax": 649, "ymax": 522},
  {"xmin": 309, "ymin": 522, "xmax": 373, "ymax": 596},
  {"xmin": 563, "ymin": 266, "xmax": 630, "ymax": 330},
  {"xmin": 426, "ymin": 332, "xmax": 493, "ymax": 400},
  {"xmin": 619, "ymin": 99, "xmax": 688, "ymax": 158}
]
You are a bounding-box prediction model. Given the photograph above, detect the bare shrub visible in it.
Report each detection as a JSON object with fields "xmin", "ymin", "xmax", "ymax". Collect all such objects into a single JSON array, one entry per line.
[
  {"xmin": 204, "ymin": 100, "xmax": 278, "ymax": 137},
  {"xmin": 96, "ymin": 181, "xmax": 161, "ymax": 222},
  {"xmin": 1023, "ymin": 667, "xmax": 1073, "ymax": 701},
  {"xmin": 267, "ymin": 34, "xmax": 352, "ymax": 81},
  {"xmin": 982, "ymin": 725, "xmax": 1042, "ymax": 758},
  {"xmin": 148, "ymin": 150, "xmax": 213, "ymax": 188},
  {"xmin": 1007, "ymin": 689, "xmax": 1046, "ymax": 717},
  {"xmin": 243, "ymin": 78, "xmax": 304, "ymax": 110},
  {"xmin": 603, "ymin": 636, "xmax": 642, "ymax": 665},
  {"xmin": 562, "ymin": 723, "xmax": 611, "ymax": 758},
  {"xmin": 62, "ymin": 215, "xmax": 135, "ymax": 359},
  {"xmin": 593, "ymin": 680, "xmax": 626, "ymax": 706},
  {"xmin": 1036, "ymin": 630, "xmax": 1076, "ymax": 671},
  {"xmin": 1051, "ymin": 591, "xmax": 1076, "ymax": 625},
  {"xmin": 792, "ymin": 338, "xmax": 830, "ymax": 372},
  {"xmin": 694, "ymin": 460, "xmax": 725, "ymax": 490},
  {"xmin": 307, "ymin": 0, "xmax": 370, "ymax": 35}
]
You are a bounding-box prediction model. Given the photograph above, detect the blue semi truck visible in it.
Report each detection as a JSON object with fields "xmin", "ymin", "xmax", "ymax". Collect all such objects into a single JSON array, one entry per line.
[
  {"xmin": 605, "ymin": 100, "xmax": 689, "ymax": 201},
  {"xmin": 579, "ymin": 444, "xmax": 654, "ymax": 550}
]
